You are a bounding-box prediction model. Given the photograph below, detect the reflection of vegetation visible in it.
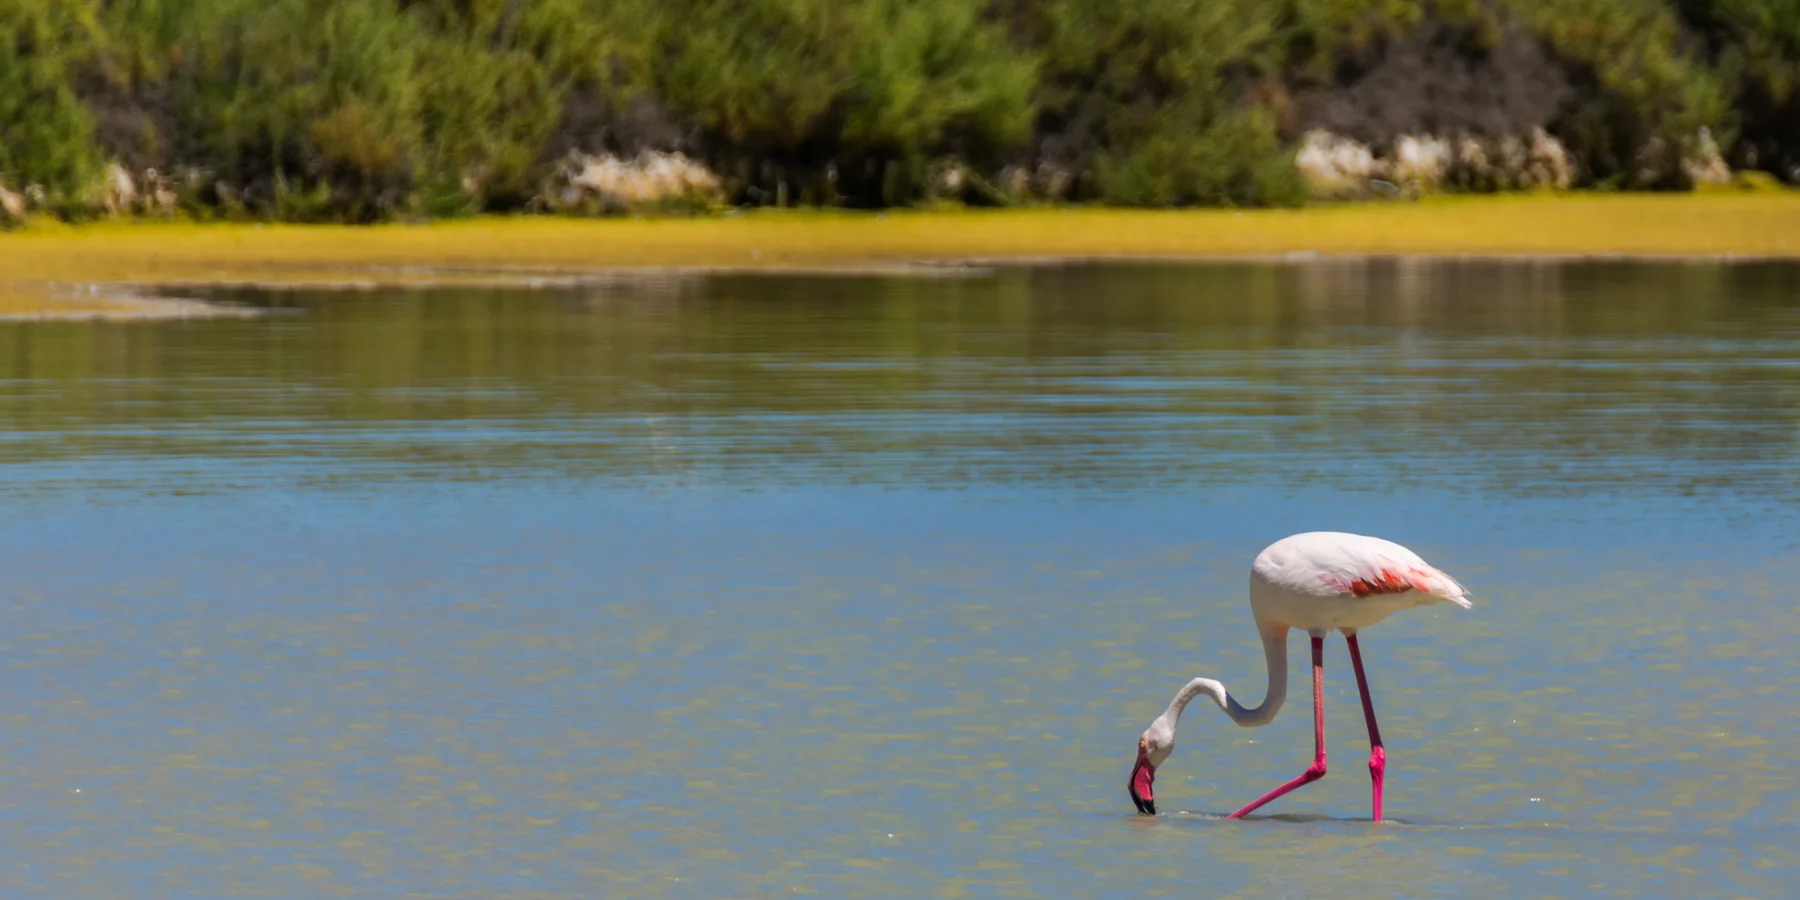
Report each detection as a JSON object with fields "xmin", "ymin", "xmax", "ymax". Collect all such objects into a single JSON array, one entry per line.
[
  {"xmin": 2, "ymin": 260, "xmax": 1797, "ymax": 500},
  {"xmin": 2, "ymin": 0, "xmax": 1797, "ymax": 219}
]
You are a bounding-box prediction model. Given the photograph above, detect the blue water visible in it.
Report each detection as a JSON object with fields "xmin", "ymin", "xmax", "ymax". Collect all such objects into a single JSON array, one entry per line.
[{"xmin": 0, "ymin": 260, "xmax": 1797, "ymax": 897}]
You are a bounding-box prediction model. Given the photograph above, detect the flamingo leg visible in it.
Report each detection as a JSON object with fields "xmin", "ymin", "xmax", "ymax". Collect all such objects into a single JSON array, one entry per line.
[
  {"xmin": 1227, "ymin": 635, "xmax": 1326, "ymax": 819},
  {"xmin": 1345, "ymin": 633, "xmax": 1386, "ymax": 822}
]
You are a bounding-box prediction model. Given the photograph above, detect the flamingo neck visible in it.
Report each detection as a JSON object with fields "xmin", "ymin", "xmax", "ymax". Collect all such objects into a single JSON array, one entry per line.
[{"xmin": 1172, "ymin": 631, "xmax": 1289, "ymax": 728}]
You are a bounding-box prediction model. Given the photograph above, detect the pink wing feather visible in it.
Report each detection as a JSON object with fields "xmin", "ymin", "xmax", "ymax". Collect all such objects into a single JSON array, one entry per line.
[
  {"xmin": 1265, "ymin": 532, "xmax": 1473, "ymax": 608},
  {"xmin": 1347, "ymin": 561, "xmax": 1472, "ymax": 607}
]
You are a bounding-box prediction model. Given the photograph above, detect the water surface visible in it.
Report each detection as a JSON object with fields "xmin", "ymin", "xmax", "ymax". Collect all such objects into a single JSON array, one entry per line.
[{"xmin": 1, "ymin": 259, "xmax": 1798, "ymax": 897}]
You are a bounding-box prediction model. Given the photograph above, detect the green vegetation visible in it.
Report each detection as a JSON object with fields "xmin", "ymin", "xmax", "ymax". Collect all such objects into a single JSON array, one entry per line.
[
  {"xmin": 0, "ymin": 0, "xmax": 104, "ymax": 203},
  {"xmin": 0, "ymin": 0, "xmax": 1794, "ymax": 222},
  {"xmin": 1674, "ymin": 0, "xmax": 1800, "ymax": 180}
]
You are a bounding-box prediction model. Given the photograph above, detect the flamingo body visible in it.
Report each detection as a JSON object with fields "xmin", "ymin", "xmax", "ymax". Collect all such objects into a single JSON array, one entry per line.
[
  {"xmin": 1127, "ymin": 531, "xmax": 1470, "ymax": 821},
  {"xmin": 1250, "ymin": 531, "xmax": 1471, "ymax": 632}
]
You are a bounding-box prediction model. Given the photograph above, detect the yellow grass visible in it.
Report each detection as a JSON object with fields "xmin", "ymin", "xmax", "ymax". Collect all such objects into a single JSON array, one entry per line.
[{"xmin": 2, "ymin": 193, "xmax": 1796, "ymax": 317}]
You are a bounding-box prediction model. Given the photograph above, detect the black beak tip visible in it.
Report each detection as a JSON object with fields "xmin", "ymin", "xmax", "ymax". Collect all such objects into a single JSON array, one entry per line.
[{"xmin": 1132, "ymin": 794, "xmax": 1156, "ymax": 816}]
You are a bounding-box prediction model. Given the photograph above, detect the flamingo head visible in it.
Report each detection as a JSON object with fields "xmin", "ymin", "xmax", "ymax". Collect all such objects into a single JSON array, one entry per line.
[{"xmin": 1129, "ymin": 721, "xmax": 1174, "ymax": 815}]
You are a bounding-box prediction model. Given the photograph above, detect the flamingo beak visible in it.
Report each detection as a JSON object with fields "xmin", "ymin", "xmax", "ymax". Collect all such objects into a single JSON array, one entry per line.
[{"xmin": 1129, "ymin": 743, "xmax": 1156, "ymax": 815}]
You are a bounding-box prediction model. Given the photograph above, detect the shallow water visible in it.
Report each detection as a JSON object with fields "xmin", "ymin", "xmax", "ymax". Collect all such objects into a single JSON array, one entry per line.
[{"xmin": 1, "ymin": 259, "xmax": 1798, "ymax": 897}]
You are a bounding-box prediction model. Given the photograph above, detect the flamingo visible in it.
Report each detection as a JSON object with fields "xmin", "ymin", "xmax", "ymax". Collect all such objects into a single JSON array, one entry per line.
[{"xmin": 1127, "ymin": 531, "xmax": 1471, "ymax": 821}]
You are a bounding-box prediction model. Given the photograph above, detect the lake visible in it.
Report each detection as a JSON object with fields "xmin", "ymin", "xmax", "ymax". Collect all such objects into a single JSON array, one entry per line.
[{"xmin": 1, "ymin": 259, "xmax": 1797, "ymax": 897}]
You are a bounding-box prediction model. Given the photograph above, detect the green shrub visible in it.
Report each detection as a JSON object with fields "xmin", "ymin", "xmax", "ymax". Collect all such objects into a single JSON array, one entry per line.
[
  {"xmin": 1028, "ymin": 0, "xmax": 1301, "ymax": 205},
  {"xmin": 1508, "ymin": 0, "xmax": 1729, "ymax": 187},
  {"xmin": 1674, "ymin": 0, "xmax": 1800, "ymax": 180},
  {"xmin": 651, "ymin": 0, "xmax": 1036, "ymax": 205},
  {"xmin": 0, "ymin": 0, "xmax": 1788, "ymax": 221},
  {"xmin": 0, "ymin": 0, "xmax": 104, "ymax": 199}
]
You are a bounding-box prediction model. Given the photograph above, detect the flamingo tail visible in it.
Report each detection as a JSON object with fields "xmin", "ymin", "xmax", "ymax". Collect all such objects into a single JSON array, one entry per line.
[{"xmin": 1410, "ymin": 566, "xmax": 1473, "ymax": 608}]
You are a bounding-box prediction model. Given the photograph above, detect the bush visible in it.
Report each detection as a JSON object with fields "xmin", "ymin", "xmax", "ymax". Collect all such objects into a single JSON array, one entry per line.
[
  {"xmin": 0, "ymin": 0, "xmax": 104, "ymax": 201},
  {"xmin": 1510, "ymin": 0, "xmax": 1729, "ymax": 188},
  {"xmin": 412, "ymin": 29, "xmax": 560, "ymax": 212},
  {"xmin": 1024, "ymin": 0, "xmax": 1301, "ymax": 205},
  {"xmin": 1674, "ymin": 0, "xmax": 1800, "ymax": 180},
  {"xmin": 651, "ymin": 0, "xmax": 1036, "ymax": 205}
]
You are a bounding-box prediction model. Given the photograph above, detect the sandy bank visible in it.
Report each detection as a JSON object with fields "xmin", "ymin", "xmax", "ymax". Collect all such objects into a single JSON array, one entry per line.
[{"xmin": 0, "ymin": 285, "xmax": 270, "ymax": 322}]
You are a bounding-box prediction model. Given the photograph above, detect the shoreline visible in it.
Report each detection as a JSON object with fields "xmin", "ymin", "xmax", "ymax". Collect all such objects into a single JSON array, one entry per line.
[{"xmin": 4, "ymin": 193, "xmax": 1798, "ymax": 319}]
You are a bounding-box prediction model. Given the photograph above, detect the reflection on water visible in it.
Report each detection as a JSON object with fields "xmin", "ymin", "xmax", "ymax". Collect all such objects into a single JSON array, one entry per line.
[
  {"xmin": 5, "ymin": 260, "xmax": 1800, "ymax": 501},
  {"xmin": 0, "ymin": 260, "xmax": 1797, "ymax": 897}
]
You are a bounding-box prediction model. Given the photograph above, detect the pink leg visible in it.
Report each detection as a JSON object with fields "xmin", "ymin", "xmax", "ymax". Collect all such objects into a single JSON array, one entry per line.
[
  {"xmin": 1227, "ymin": 635, "xmax": 1326, "ymax": 819},
  {"xmin": 1345, "ymin": 633, "xmax": 1386, "ymax": 822}
]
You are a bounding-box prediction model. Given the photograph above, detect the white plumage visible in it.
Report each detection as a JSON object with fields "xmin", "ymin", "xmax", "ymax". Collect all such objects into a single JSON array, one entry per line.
[{"xmin": 1249, "ymin": 531, "xmax": 1471, "ymax": 632}]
